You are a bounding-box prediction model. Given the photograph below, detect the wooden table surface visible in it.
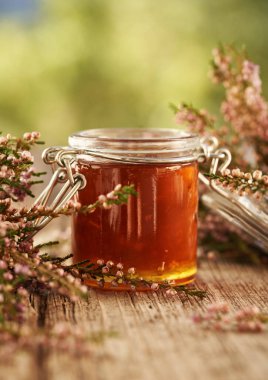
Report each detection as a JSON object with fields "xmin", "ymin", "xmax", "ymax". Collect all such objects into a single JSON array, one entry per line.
[{"xmin": 3, "ymin": 260, "xmax": 268, "ymax": 380}]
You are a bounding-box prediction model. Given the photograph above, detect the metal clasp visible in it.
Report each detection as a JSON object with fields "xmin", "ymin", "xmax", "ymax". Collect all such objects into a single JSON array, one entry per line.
[
  {"xmin": 198, "ymin": 137, "xmax": 232, "ymax": 186},
  {"xmin": 30, "ymin": 147, "xmax": 86, "ymax": 234}
]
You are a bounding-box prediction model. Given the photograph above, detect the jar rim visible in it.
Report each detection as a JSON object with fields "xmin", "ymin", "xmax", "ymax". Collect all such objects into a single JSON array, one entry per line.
[
  {"xmin": 69, "ymin": 128, "xmax": 200, "ymax": 164},
  {"xmin": 70, "ymin": 128, "xmax": 198, "ymax": 143}
]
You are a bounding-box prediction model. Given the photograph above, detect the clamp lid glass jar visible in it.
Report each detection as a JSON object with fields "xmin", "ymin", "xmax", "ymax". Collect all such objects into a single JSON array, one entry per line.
[{"xmin": 69, "ymin": 128, "xmax": 200, "ymax": 288}]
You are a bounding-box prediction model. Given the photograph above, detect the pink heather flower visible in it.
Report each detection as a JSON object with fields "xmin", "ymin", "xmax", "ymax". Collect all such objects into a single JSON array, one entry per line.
[
  {"xmin": 207, "ymin": 251, "xmax": 217, "ymax": 260},
  {"xmin": 74, "ymin": 278, "xmax": 81, "ymax": 287},
  {"xmin": 252, "ymin": 170, "xmax": 262, "ymax": 180},
  {"xmin": 0, "ymin": 260, "xmax": 7, "ymax": 269},
  {"xmin": 0, "ymin": 136, "xmax": 7, "ymax": 145},
  {"xmin": 231, "ymin": 168, "xmax": 241, "ymax": 177},
  {"xmin": 66, "ymin": 274, "xmax": 74, "ymax": 283},
  {"xmin": 14, "ymin": 263, "xmax": 31, "ymax": 276},
  {"xmin": 56, "ymin": 268, "xmax": 65, "ymax": 276},
  {"xmin": 17, "ymin": 287, "xmax": 28, "ymax": 297},
  {"xmin": 242, "ymin": 60, "xmax": 261, "ymax": 90},
  {"xmin": 128, "ymin": 267, "xmax": 135, "ymax": 275},
  {"xmin": 106, "ymin": 261, "xmax": 114, "ymax": 268},
  {"xmin": 116, "ymin": 270, "xmax": 123, "ymax": 278},
  {"xmin": 106, "ymin": 191, "xmax": 118, "ymax": 200},
  {"xmin": 44, "ymin": 262, "xmax": 53, "ymax": 270},
  {"xmin": 244, "ymin": 172, "xmax": 252, "ymax": 180},
  {"xmin": 80, "ymin": 285, "xmax": 88, "ymax": 294},
  {"xmin": 3, "ymin": 272, "xmax": 13, "ymax": 281},
  {"xmin": 67, "ymin": 200, "xmax": 81, "ymax": 210},
  {"xmin": 20, "ymin": 150, "xmax": 33, "ymax": 161},
  {"xmin": 98, "ymin": 195, "xmax": 107, "ymax": 203},
  {"xmin": 221, "ymin": 168, "xmax": 231, "ymax": 176},
  {"xmin": 262, "ymin": 175, "xmax": 268, "ymax": 185},
  {"xmin": 151, "ymin": 283, "xmax": 159, "ymax": 291},
  {"xmin": 97, "ymin": 259, "xmax": 104, "ymax": 266},
  {"xmin": 23, "ymin": 132, "xmax": 32, "ymax": 140},
  {"xmin": 114, "ymin": 184, "xmax": 122, "ymax": 191},
  {"xmin": 166, "ymin": 288, "xmax": 177, "ymax": 296},
  {"xmin": 102, "ymin": 202, "xmax": 112, "ymax": 210},
  {"xmin": 116, "ymin": 262, "xmax": 123, "ymax": 270},
  {"xmin": 0, "ymin": 294, "xmax": 4, "ymax": 303},
  {"xmin": 102, "ymin": 266, "xmax": 109, "ymax": 274},
  {"xmin": 31, "ymin": 131, "xmax": 41, "ymax": 139},
  {"xmin": 207, "ymin": 302, "xmax": 229, "ymax": 314}
]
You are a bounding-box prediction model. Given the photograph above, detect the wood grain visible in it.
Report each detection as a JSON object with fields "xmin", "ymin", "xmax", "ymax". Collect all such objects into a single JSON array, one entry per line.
[{"xmin": 3, "ymin": 260, "xmax": 268, "ymax": 380}]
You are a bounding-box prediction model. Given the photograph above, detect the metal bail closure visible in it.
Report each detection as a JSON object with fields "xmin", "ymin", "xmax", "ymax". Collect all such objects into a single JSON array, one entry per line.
[
  {"xmin": 30, "ymin": 147, "xmax": 86, "ymax": 234},
  {"xmin": 199, "ymin": 137, "xmax": 268, "ymax": 252}
]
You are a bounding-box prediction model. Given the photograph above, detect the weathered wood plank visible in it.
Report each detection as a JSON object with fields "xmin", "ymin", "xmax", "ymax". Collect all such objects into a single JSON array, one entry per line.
[
  {"xmin": 42, "ymin": 261, "xmax": 268, "ymax": 380},
  {"xmin": 3, "ymin": 260, "xmax": 268, "ymax": 380}
]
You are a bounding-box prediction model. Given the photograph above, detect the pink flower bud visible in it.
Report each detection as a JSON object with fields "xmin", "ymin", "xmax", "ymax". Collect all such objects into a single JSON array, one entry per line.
[
  {"xmin": 106, "ymin": 191, "xmax": 115, "ymax": 199},
  {"xmin": 114, "ymin": 184, "xmax": 122, "ymax": 191},
  {"xmin": 80, "ymin": 285, "xmax": 88, "ymax": 294},
  {"xmin": 128, "ymin": 267, "xmax": 135, "ymax": 275},
  {"xmin": 31, "ymin": 131, "xmax": 40, "ymax": 139},
  {"xmin": 23, "ymin": 132, "xmax": 32, "ymax": 140},
  {"xmin": 116, "ymin": 262, "xmax": 123, "ymax": 270},
  {"xmin": 116, "ymin": 270, "xmax": 124, "ymax": 278},
  {"xmin": 56, "ymin": 268, "xmax": 65, "ymax": 276},
  {"xmin": 102, "ymin": 266, "xmax": 110, "ymax": 274},
  {"xmin": 232, "ymin": 168, "xmax": 241, "ymax": 177},
  {"xmin": 244, "ymin": 172, "xmax": 252, "ymax": 181},
  {"xmin": 98, "ymin": 195, "xmax": 107, "ymax": 203},
  {"xmin": 3, "ymin": 272, "xmax": 13, "ymax": 281},
  {"xmin": 97, "ymin": 259, "xmax": 104, "ymax": 266},
  {"xmin": 151, "ymin": 283, "xmax": 159, "ymax": 291},
  {"xmin": 221, "ymin": 169, "xmax": 231, "ymax": 176},
  {"xmin": 106, "ymin": 261, "xmax": 114, "ymax": 268},
  {"xmin": 262, "ymin": 175, "xmax": 268, "ymax": 185},
  {"xmin": 102, "ymin": 202, "xmax": 112, "ymax": 210},
  {"xmin": 253, "ymin": 170, "xmax": 262, "ymax": 180},
  {"xmin": 0, "ymin": 260, "xmax": 7, "ymax": 269}
]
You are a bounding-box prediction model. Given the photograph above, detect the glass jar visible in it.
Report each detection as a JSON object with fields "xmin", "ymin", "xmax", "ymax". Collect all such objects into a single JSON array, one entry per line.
[
  {"xmin": 68, "ymin": 128, "xmax": 200, "ymax": 288},
  {"xmin": 35, "ymin": 130, "xmax": 268, "ymax": 290}
]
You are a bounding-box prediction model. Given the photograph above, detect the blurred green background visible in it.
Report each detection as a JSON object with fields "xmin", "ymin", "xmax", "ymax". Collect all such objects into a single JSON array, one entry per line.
[{"xmin": 0, "ymin": 0, "xmax": 268, "ymax": 144}]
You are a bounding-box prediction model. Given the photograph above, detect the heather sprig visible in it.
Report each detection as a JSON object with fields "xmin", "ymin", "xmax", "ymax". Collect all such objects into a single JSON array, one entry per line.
[
  {"xmin": 207, "ymin": 169, "xmax": 268, "ymax": 198},
  {"xmin": 69, "ymin": 258, "xmax": 206, "ymax": 298},
  {"xmin": 174, "ymin": 44, "xmax": 268, "ymax": 260},
  {"xmin": 0, "ymin": 131, "xmax": 45, "ymax": 201},
  {"xmin": 171, "ymin": 102, "xmax": 216, "ymax": 135},
  {"xmin": 193, "ymin": 302, "xmax": 268, "ymax": 333},
  {"xmin": 0, "ymin": 132, "xmax": 207, "ymax": 351}
]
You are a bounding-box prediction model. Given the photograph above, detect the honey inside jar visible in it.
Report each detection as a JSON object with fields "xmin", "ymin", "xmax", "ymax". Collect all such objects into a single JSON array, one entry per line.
[{"xmin": 69, "ymin": 128, "xmax": 200, "ymax": 289}]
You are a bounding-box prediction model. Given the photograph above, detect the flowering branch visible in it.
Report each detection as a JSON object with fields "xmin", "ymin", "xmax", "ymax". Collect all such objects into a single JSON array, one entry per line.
[
  {"xmin": 206, "ymin": 169, "xmax": 268, "ymax": 198},
  {"xmin": 173, "ymin": 44, "xmax": 268, "ymax": 262},
  {"xmin": 193, "ymin": 303, "xmax": 268, "ymax": 333},
  {"xmin": 0, "ymin": 131, "xmax": 207, "ymax": 352}
]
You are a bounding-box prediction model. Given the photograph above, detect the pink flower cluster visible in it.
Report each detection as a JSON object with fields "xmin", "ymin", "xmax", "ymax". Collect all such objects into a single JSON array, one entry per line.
[
  {"xmin": 215, "ymin": 168, "xmax": 268, "ymax": 198},
  {"xmin": 193, "ymin": 302, "xmax": 266, "ymax": 333},
  {"xmin": 23, "ymin": 131, "xmax": 41, "ymax": 143},
  {"xmin": 175, "ymin": 104, "xmax": 215, "ymax": 135},
  {"xmin": 212, "ymin": 47, "xmax": 268, "ymax": 141},
  {"xmin": 0, "ymin": 132, "xmax": 38, "ymax": 201}
]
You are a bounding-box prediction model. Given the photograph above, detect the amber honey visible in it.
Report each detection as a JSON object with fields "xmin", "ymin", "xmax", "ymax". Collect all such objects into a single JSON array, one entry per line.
[
  {"xmin": 72, "ymin": 160, "xmax": 198, "ymax": 286},
  {"xmin": 69, "ymin": 128, "xmax": 200, "ymax": 289}
]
